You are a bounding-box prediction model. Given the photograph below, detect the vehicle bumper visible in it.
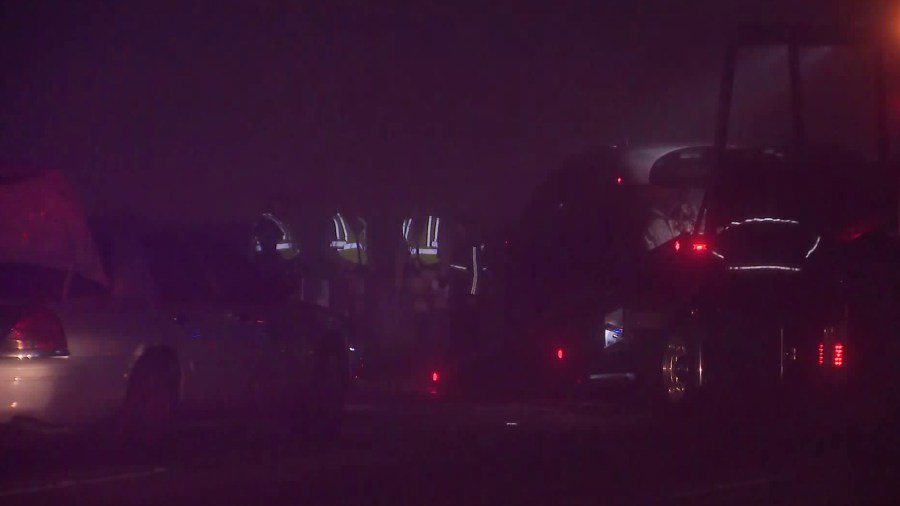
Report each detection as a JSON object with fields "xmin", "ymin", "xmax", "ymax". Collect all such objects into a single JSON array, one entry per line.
[{"xmin": 0, "ymin": 357, "xmax": 75, "ymax": 425}]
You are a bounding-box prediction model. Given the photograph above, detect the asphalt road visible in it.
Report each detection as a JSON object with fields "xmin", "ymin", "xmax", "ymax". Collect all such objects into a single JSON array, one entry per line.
[{"xmin": 1, "ymin": 390, "xmax": 897, "ymax": 506}]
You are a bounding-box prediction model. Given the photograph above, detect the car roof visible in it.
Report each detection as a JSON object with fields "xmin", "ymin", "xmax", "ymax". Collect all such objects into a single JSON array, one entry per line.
[
  {"xmin": 549, "ymin": 143, "xmax": 714, "ymax": 188},
  {"xmin": 615, "ymin": 143, "xmax": 713, "ymax": 185}
]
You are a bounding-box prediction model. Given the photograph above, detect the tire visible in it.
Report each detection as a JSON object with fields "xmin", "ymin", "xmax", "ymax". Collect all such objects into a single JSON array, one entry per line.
[{"xmin": 114, "ymin": 358, "xmax": 178, "ymax": 453}]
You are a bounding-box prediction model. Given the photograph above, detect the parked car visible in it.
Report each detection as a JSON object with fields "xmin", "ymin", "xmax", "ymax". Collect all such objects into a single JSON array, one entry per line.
[{"xmin": 0, "ymin": 170, "xmax": 348, "ymax": 446}]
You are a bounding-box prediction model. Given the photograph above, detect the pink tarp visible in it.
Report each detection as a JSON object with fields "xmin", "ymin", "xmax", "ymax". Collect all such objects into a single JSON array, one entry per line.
[{"xmin": 0, "ymin": 170, "xmax": 109, "ymax": 286}]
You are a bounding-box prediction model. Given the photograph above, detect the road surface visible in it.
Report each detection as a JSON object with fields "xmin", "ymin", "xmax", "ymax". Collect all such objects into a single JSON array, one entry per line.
[{"xmin": 1, "ymin": 391, "xmax": 896, "ymax": 505}]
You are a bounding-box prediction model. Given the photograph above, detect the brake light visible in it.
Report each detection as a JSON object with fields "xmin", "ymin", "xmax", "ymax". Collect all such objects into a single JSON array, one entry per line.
[
  {"xmin": 432, "ymin": 371, "xmax": 440, "ymax": 382},
  {"xmin": 4, "ymin": 307, "xmax": 68, "ymax": 358},
  {"xmin": 556, "ymin": 348, "xmax": 564, "ymax": 360},
  {"xmin": 817, "ymin": 343, "xmax": 824, "ymax": 365},
  {"xmin": 833, "ymin": 343, "xmax": 844, "ymax": 367},
  {"xmin": 675, "ymin": 237, "xmax": 710, "ymax": 253}
]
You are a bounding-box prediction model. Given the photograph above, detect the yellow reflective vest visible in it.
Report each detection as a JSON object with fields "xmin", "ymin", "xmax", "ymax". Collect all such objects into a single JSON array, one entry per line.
[
  {"xmin": 402, "ymin": 216, "xmax": 442, "ymax": 267},
  {"xmin": 253, "ymin": 212, "xmax": 298, "ymax": 260},
  {"xmin": 329, "ymin": 213, "xmax": 368, "ymax": 266}
]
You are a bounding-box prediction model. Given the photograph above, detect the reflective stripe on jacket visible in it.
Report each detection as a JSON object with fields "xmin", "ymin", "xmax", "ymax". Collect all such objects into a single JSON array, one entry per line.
[{"xmin": 450, "ymin": 244, "xmax": 487, "ymax": 296}]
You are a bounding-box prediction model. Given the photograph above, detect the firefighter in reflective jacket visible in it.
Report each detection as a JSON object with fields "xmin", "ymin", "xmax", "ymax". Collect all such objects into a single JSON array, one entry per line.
[
  {"xmin": 330, "ymin": 212, "xmax": 368, "ymax": 267},
  {"xmin": 447, "ymin": 219, "xmax": 488, "ymax": 352},
  {"xmin": 251, "ymin": 208, "xmax": 301, "ymax": 303},
  {"xmin": 395, "ymin": 215, "xmax": 452, "ymax": 369},
  {"xmin": 328, "ymin": 212, "xmax": 370, "ymax": 319},
  {"xmin": 253, "ymin": 212, "xmax": 299, "ymax": 260}
]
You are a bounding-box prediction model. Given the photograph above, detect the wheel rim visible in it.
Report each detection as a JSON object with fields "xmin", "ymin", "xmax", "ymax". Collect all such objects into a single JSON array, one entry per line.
[{"xmin": 662, "ymin": 340, "xmax": 690, "ymax": 403}]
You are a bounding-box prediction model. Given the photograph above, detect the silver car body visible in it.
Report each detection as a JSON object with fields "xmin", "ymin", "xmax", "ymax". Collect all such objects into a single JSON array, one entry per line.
[{"xmin": 0, "ymin": 171, "xmax": 327, "ymax": 428}]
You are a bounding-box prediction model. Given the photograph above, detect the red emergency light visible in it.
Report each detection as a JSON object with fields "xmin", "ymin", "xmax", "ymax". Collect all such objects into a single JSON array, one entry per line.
[
  {"xmin": 833, "ymin": 343, "xmax": 844, "ymax": 367},
  {"xmin": 817, "ymin": 342, "xmax": 845, "ymax": 367}
]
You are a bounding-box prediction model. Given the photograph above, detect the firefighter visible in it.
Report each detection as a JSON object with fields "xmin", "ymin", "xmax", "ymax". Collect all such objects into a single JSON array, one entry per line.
[
  {"xmin": 328, "ymin": 210, "xmax": 371, "ymax": 322},
  {"xmin": 395, "ymin": 212, "xmax": 453, "ymax": 374},
  {"xmin": 252, "ymin": 194, "xmax": 300, "ymax": 261},
  {"xmin": 250, "ymin": 195, "xmax": 302, "ymax": 303},
  {"xmin": 447, "ymin": 215, "xmax": 488, "ymax": 353}
]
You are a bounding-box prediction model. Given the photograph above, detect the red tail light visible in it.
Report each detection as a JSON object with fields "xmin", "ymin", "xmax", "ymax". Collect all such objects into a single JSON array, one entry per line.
[
  {"xmin": 4, "ymin": 307, "xmax": 68, "ymax": 358},
  {"xmin": 833, "ymin": 343, "xmax": 844, "ymax": 367},
  {"xmin": 556, "ymin": 348, "xmax": 564, "ymax": 360},
  {"xmin": 675, "ymin": 237, "xmax": 709, "ymax": 253},
  {"xmin": 432, "ymin": 371, "xmax": 440, "ymax": 382},
  {"xmin": 817, "ymin": 343, "xmax": 825, "ymax": 365}
]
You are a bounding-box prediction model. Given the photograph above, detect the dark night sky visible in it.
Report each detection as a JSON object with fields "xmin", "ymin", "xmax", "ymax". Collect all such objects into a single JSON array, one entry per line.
[{"xmin": 0, "ymin": 1, "xmax": 893, "ymax": 226}]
